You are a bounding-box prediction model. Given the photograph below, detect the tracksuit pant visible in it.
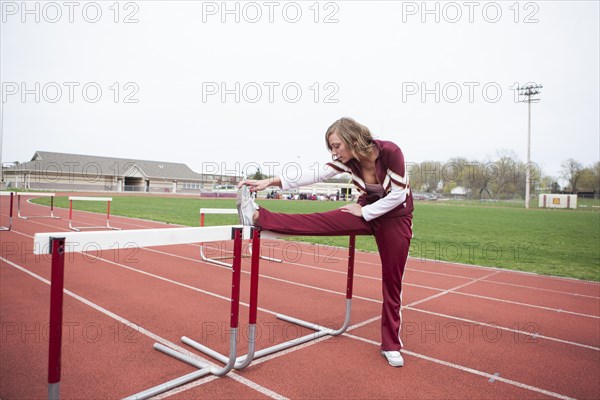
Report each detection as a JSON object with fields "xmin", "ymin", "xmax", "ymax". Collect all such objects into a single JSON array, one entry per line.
[{"xmin": 256, "ymin": 206, "xmax": 413, "ymax": 351}]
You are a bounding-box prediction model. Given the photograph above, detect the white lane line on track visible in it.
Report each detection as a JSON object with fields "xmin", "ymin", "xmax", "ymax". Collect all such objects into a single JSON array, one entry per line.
[
  {"xmin": 475, "ymin": 279, "xmax": 600, "ymax": 300},
  {"xmin": 154, "ymin": 374, "xmax": 288, "ymax": 400},
  {"xmin": 150, "ymin": 376, "xmax": 219, "ymax": 399},
  {"xmin": 449, "ymin": 292, "xmax": 600, "ymax": 319},
  {"xmin": 5, "ymin": 226, "xmax": 599, "ymax": 351},
  {"xmin": 409, "ymin": 254, "xmax": 600, "ymax": 285},
  {"xmin": 0, "ymin": 255, "xmax": 287, "ymax": 400},
  {"xmin": 406, "ymin": 271, "xmax": 502, "ymax": 308},
  {"xmin": 343, "ymin": 333, "xmax": 576, "ymax": 400},
  {"xmin": 404, "ymin": 307, "xmax": 600, "ymax": 351}
]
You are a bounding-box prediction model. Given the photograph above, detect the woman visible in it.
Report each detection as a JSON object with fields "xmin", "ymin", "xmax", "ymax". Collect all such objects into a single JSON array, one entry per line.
[{"xmin": 238, "ymin": 117, "xmax": 413, "ymax": 367}]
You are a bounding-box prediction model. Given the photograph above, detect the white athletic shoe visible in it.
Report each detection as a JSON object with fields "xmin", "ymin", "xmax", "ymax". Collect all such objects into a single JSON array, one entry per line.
[
  {"xmin": 237, "ymin": 185, "xmax": 258, "ymax": 226},
  {"xmin": 381, "ymin": 350, "xmax": 404, "ymax": 367}
]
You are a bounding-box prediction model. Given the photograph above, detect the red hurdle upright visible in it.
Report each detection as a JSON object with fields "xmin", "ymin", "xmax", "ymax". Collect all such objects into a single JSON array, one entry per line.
[
  {"xmin": 47, "ymin": 237, "xmax": 66, "ymax": 400},
  {"xmin": 0, "ymin": 191, "xmax": 14, "ymax": 231}
]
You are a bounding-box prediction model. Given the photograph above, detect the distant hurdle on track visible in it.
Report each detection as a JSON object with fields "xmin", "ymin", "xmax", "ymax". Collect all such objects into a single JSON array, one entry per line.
[
  {"xmin": 68, "ymin": 196, "xmax": 120, "ymax": 232},
  {"xmin": 199, "ymin": 208, "xmax": 281, "ymax": 266},
  {"xmin": 17, "ymin": 192, "xmax": 60, "ymax": 220},
  {"xmin": 0, "ymin": 191, "xmax": 14, "ymax": 231},
  {"xmin": 33, "ymin": 226, "xmax": 358, "ymax": 400}
]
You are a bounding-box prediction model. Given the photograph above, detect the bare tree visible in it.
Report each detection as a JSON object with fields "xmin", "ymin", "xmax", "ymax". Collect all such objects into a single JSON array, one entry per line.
[
  {"xmin": 466, "ymin": 160, "xmax": 494, "ymax": 200},
  {"xmin": 560, "ymin": 159, "xmax": 584, "ymax": 193}
]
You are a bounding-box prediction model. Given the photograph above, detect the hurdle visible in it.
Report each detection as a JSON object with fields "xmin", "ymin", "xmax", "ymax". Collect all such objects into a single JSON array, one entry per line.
[
  {"xmin": 68, "ymin": 196, "xmax": 120, "ymax": 231},
  {"xmin": 33, "ymin": 225, "xmax": 255, "ymax": 400},
  {"xmin": 0, "ymin": 191, "xmax": 14, "ymax": 231},
  {"xmin": 17, "ymin": 192, "xmax": 60, "ymax": 220},
  {"xmin": 199, "ymin": 208, "xmax": 281, "ymax": 267},
  {"xmin": 33, "ymin": 226, "xmax": 359, "ymax": 399}
]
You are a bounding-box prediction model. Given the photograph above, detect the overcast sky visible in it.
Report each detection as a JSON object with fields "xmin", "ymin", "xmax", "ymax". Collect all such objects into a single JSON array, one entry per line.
[{"xmin": 1, "ymin": 0, "xmax": 598, "ymax": 182}]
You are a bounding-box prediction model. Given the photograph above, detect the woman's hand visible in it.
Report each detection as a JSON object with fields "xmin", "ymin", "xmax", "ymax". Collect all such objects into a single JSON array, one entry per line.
[
  {"xmin": 339, "ymin": 203, "xmax": 363, "ymax": 217},
  {"xmin": 238, "ymin": 178, "xmax": 274, "ymax": 192}
]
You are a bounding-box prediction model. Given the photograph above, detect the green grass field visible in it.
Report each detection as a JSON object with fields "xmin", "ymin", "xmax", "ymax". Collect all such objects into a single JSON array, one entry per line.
[{"xmin": 32, "ymin": 196, "xmax": 600, "ymax": 281}]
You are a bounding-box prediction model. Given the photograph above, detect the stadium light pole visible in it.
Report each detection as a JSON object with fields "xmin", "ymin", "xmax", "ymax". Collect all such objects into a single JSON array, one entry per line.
[{"xmin": 517, "ymin": 84, "xmax": 542, "ymax": 209}]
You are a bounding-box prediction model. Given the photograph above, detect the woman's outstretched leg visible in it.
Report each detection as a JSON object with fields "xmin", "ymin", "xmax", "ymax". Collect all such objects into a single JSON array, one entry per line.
[
  {"xmin": 238, "ymin": 185, "xmax": 372, "ymax": 236},
  {"xmin": 257, "ymin": 207, "xmax": 373, "ymax": 237}
]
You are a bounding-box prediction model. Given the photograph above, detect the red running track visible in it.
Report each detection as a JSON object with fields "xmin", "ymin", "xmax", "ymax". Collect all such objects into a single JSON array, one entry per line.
[{"xmin": 1, "ymin": 195, "xmax": 599, "ymax": 399}]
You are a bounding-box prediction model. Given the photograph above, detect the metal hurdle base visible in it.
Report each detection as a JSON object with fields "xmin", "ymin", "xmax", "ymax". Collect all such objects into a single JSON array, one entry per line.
[
  {"xmin": 124, "ymin": 332, "xmax": 238, "ymax": 400},
  {"xmin": 18, "ymin": 212, "xmax": 61, "ymax": 220},
  {"xmin": 192, "ymin": 300, "xmax": 352, "ymax": 368},
  {"xmin": 68, "ymin": 222, "xmax": 121, "ymax": 232}
]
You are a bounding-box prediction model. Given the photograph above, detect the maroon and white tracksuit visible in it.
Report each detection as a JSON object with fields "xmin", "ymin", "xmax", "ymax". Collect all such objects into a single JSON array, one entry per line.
[{"xmin": 257, "ymin": 140, "xmax": 413, "ymax": 351}]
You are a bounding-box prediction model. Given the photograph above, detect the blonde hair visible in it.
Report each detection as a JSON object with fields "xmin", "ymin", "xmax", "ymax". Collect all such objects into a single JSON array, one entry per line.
[{"xmin": 325, "ymin": 117, "xmax": 375, "ymax": 161}]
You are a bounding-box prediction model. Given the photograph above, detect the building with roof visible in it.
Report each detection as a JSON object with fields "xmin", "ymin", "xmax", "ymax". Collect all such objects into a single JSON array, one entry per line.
[{"xmin": 1, "ymin": 151, "xmax": 240, "ymax": 194}]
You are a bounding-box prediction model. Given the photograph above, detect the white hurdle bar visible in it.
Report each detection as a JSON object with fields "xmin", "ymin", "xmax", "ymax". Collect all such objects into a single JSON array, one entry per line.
[
  {"xmin": 68, "ymin": 196, "xmax": 120, "ymax": 232},
  {"xmin": 0, "ymin": 191, "xmax": 14, "ymax": 231},
  {"xmin": 33, "ymin": 225, "xmax": 254, "ymax": 400},
  {"xmin": 17, "ymin": 192, "xmax": 60, "ymax": 220},
  {"xmin": 199, "ymin": 208, "xmax": 282, "ymax": 266},
  {"xmin": 33, "ymin": 225, "xmax": 253, "ymax": 254}
]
